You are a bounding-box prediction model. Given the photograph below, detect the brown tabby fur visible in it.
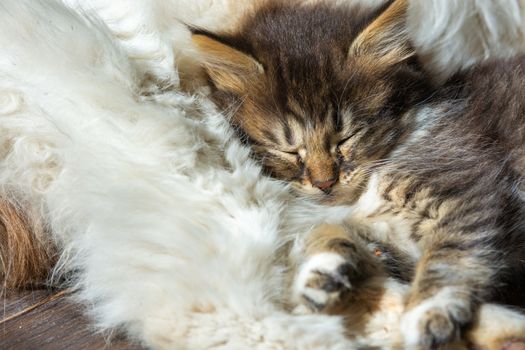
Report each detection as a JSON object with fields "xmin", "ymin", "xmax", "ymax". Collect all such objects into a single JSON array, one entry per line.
[
  {"xmin": 193, "ymin": 0, "xmax": 525, "ymax": 348},
  {"xmin": 0, "ymin": 200, "xmax": 55, "ymax": 290}
]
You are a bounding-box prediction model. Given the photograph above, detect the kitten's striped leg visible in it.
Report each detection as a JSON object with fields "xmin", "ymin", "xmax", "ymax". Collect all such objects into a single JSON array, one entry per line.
[
  {"xmin": 400, "ymin": 231, "xmax": 498, "ymax": 349},
  {"xmin": 293, "ymin": 224, "xmax": 381, "ymax": 313}
]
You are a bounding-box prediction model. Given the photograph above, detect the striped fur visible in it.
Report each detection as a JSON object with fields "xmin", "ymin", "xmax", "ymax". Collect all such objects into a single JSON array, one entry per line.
[{"xmin": 194, "ymin": 0, "xmax": 525, "ymax": 348}]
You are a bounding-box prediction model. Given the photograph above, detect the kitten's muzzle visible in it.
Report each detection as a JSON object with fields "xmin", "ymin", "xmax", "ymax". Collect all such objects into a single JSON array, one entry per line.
[
  {"xmin": 304, "ymin": 155, "xmax": 340, "ymax": 193},
  {"xmin": 312, "ymin": 178, "xmax": 337, "ymax": 192}
]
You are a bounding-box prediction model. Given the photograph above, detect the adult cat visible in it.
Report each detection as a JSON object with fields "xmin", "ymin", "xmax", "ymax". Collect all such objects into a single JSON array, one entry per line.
[
  {"xmin": 2, "ymin": 0, "xmax": 525, "ymax": 348},
  {"xmin": 192, "ymin": 0, "xmax": 525, "ymax": 347}
]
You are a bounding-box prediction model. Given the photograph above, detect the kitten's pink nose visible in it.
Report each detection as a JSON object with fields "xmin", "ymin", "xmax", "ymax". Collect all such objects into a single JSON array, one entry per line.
[{"xmin": 312, "ymin": 178, "xmax": 337, "ymax": 191}]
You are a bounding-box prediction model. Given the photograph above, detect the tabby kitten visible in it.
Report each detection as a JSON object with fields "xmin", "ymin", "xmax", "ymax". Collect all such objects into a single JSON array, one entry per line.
[{"xmin": 192, "ymin": 0, "xmax": 525, "ymax": 348}]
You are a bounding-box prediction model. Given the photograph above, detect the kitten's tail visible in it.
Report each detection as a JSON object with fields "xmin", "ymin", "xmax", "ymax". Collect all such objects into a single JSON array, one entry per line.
[{"xmin": 0, "ymin": 200, "xmax": 55, "ymax": 289}]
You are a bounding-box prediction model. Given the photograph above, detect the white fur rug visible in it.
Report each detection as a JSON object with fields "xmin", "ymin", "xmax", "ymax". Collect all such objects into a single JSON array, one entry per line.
[
  {"xmin": 0, "ymin": 1, "xmax": 358, "ymax": 348},
  {"xmin": 1, "ymin": 0, "xmax": 525, "ymax": 349}
]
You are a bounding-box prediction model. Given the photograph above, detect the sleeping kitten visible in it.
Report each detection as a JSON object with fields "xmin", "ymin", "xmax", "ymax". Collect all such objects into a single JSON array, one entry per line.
[
  {"xmin": 192, "ymin": 0, "xmax": 525, "ymax": 348},
  {"xmin": 2, "ymin": 0, "xmax": 525, "ymax": 348}
]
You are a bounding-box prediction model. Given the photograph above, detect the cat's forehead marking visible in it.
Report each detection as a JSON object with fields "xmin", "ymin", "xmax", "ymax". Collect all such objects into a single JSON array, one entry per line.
[
  {"xmin": 339, "ymin": 109, "xmax": 355, "ymax": 133},
  {"xmin": 286, "ymin": 97, "xmax": 308, "ymax": 122},
  {"xmin": 262, "ymin": 128, "xmax": 278, "ymax": 145},
  {"xmin": 283, "ymin": 118, "xmax": 306, "ymax": 146},
  {"xmin": 282, "ymin": 121, "xmax": 294, "ymax": 145},
  {"xmin": 332, "ymin": 107, "xmax": 344, "ymax": 132}
]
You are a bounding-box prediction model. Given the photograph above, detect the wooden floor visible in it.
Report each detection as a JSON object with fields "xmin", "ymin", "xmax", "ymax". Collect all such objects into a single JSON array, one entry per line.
[{"xmin": 1, "ymin": 288, "xmax": 144, "ymax": 350}]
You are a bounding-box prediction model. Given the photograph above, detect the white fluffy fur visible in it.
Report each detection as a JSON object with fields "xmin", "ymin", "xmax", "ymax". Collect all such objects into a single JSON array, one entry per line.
[
  {"xmin": 2, "ymin": 0, "xmax": 525, "ymax": 349},
  {"xmin": 408, "ymin": 0, "xmax": 525, "ymax": 82},
  {"xmin": 61, "ymin": 0, "xmax": 262, "ymax": 89},
  {"xmin": 59, "ymin": 0, "xmax": 525, "ymax": 87},
  {"xmin": 0, "ymin": 1, "xmax": 356, "ymax": 348}
]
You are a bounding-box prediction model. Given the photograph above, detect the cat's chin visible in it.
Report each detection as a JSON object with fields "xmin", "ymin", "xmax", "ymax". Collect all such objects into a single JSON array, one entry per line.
[{"xmin": 291, "ymin": 182, "xmax": 327, "ymax": 199}]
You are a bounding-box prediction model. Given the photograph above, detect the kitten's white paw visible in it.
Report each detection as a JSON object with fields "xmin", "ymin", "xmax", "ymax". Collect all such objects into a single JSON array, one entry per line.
[
  {"xmin": 293, "ymin": 252, "xmax": 353, "ymax": 312},
  {"xmin": 400, "ymin": 287, "xmax": 472, "ymax": 349}
]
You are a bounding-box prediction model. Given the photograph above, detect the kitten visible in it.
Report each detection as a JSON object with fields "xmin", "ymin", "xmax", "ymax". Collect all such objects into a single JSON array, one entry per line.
[
  {"xmin": 2, "ymin": 0, "xmax": 524, "ymax": 349},
  {"xmin": 192, "ymin": 0, "xmax": 525, "ymax": 348},
  {"xmin": 1, "ymin": 1, "xmax": 347, "ymax": 349}
]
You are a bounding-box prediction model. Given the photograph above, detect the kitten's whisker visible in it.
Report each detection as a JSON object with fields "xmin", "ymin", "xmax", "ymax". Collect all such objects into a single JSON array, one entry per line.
[
  {"xmin": 336, "ymin": 70, "xmax": 357, "ymax": 111},
  {"xmin": 222, "ymin": 95, "xmax": 248, "ymax": 120}
]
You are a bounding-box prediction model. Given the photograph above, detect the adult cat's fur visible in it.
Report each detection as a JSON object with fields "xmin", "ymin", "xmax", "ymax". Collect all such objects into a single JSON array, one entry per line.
[
  {"xmin": 59, "ymin": 0, "xmax": 525, "ymax": 89},
  {"xmin": 193, "ymin": 0, "xmax": 525, "ymax": 348},
  {"xmin": 408, "ymin": 0, "xmax": 525, "ymax": 83},
  {"xmin": 0, "ymin": 1, "xmax": 358, "ymax": 348},
  {"xmin": 2, "ymin": 0, "xmax": 525, "ymax": 349}
]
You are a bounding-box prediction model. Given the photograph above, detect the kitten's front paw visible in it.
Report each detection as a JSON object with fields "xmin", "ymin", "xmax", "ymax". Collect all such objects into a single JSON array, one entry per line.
[
  {"xmin": 294, "ymin": 252, "xmax": 355, "ymax": 312},
  {"xmin": 401, "ymin": 288, "xmax": 472, "ymax": 349}
]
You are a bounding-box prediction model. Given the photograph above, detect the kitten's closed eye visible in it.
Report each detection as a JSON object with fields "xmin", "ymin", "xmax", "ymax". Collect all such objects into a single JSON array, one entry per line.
[
  {"xmin": 335, "ymin": 130, "xmax": 360, "ymax": 159},
  {"xmin": 273, "ymin": 149, "xmax": 303, "ymax": 164},
  {"xmin": 337, "ymin": 136, "xmax": 352, "ymax": 148}
]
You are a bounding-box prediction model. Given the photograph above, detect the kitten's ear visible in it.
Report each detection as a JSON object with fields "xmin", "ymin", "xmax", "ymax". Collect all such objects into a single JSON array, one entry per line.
[
  {"xmin": 191, "ymin": 31, "xmax": 264, "ymax": 93},
  {"xmin": 349, "ymin": 0, "xmax": 413, "ymax": 67}
]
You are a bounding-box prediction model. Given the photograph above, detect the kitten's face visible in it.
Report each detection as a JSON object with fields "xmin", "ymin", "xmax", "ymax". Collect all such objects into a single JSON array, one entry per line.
[{"xmin": 194, "ymin": 0, "xmax": 429, "ymax": 204}]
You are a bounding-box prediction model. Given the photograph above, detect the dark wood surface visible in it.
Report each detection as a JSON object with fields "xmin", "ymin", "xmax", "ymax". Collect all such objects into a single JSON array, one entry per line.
[{"xmin": 1, "ymin": 288, "xmax": 144, "ymax": 350}]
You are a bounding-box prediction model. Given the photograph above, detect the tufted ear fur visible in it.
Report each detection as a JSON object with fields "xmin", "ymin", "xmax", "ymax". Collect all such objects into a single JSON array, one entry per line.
[
  {"xmin": 191, "ymin": 31, "xmax": 264, "ymax": 93},
  {"xmin": 349, "ymin": 0, "xmax": 413, "ymax": 68}
]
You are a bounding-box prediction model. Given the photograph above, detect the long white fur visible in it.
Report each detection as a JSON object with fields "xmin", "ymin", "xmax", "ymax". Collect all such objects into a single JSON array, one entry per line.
[
  {"xmin": 59, "ymin": 0, "xmax": 525, "ymax": 87},
  {"xmin": 408, "ymin": 0, "xmax": 525, "ymax": 83},
  {"xmin": 61, "ymin": 0, "xmax": 262, "ymax": 89},
  {"xmin": 0, "ymin": 1, "xmax": 358, "ymax": 349},
  {"xmin": 2, "ymin": 0, "xmax": 525, "ymax": 349}
]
